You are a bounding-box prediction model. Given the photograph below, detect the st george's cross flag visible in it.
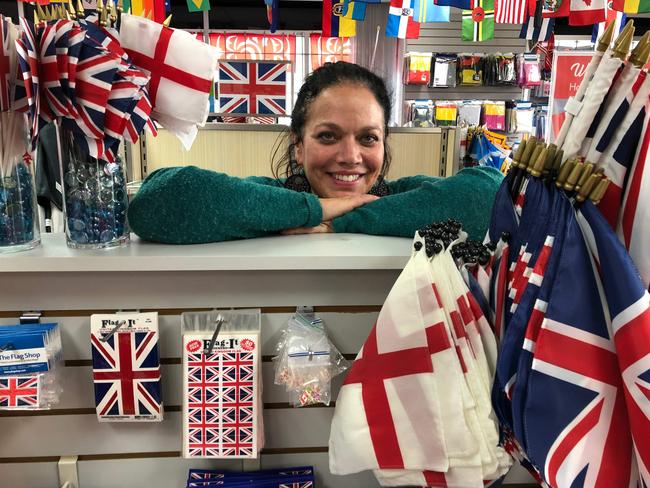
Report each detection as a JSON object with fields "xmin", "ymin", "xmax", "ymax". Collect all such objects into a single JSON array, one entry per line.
[
  {"xmin": 462, "ymin": 0, "xmax": 495, "ymax": 42},
  {"xmin": 218, "ymin": 61, "xmax": 287, "ymax": 116},
  {"xmin": 0, "ymin": 376, "xmax": 40, "ymax": 409},
  {"xmin": 386, "ymin": 0, "xmax": 421, "ymax": 38},
  {"xmin": 182, "ymin": 331, "xmax": 260, "ymax": 458},
  {"xmin": 119, "ymin": 14, "xmax": 218, "ymax": 148},
  {"xmin": 91, "ymin": 312, "xmax": 163, "ymax": 422}
]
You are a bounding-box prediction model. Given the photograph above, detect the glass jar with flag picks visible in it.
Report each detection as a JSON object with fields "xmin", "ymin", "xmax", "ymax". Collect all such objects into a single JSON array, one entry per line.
[
  {"xmin": 58, "ymin": 126, "xmax": 129, "ymax": 250},
  {"xmin": 0, "ymin": 111, "xmax": 40, "ymax": 254}
]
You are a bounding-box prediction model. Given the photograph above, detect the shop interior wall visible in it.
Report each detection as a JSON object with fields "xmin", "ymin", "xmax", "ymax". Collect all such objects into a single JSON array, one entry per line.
[
  {"xmin": 405, "ymin": 14, "xmax": 527, "ymax": 101},
  {"xmin": 140, "ymin": 126, "xmax": 456, "ymax": 179}
]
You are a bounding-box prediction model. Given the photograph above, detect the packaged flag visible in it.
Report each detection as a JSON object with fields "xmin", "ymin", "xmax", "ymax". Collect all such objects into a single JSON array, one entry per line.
[
  {"xmin": 0, "ymin": 322, "xmax": 63, "ymax": 409},
  {"xmin": 182, "ymin": 309, "xmax": 263, "ymax": 458},
  {"xmin": 91, "ymin": 312, "xmax": 163, "ymax": 421}
]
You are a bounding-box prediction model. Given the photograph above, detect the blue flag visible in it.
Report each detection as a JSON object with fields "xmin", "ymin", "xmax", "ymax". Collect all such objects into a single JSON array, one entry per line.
[{"xmin": 413, "ymin": 0, "xmax": 450, "ymax": 21}]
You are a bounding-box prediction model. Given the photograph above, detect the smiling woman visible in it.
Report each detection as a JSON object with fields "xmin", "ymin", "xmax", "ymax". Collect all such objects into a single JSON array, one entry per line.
[{"xmin": 127, "ymin": 61, "xmax": 503, "ymax": 244}]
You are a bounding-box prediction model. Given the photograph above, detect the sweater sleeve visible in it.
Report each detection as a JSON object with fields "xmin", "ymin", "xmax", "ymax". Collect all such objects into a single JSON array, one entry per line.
[
  {"xmin": 127, "ymin": 166, "xmax": 323, "ymax": 244},
  {"xmin": 331, "ymin": 166, "xmax": 504, "ymax": 241}
]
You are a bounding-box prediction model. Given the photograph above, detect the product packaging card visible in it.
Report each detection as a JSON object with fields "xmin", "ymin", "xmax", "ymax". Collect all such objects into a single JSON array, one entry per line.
[{"xmin": 91, "ymin": 312, "xmax": 163, "ymax": 422}]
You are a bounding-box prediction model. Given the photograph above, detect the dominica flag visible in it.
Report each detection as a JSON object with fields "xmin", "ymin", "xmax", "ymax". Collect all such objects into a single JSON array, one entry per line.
[
  {"xmin": 462, "ymin": 0, "xmax": 494, "ymax": 42},
  {"xmin": 613, "ymin": 0, "xmax": 650, "ymax": 12}
]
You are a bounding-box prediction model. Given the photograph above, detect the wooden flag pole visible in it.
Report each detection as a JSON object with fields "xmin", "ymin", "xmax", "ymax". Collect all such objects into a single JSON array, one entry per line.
[{"xmin": 370, "ymin": 25, "xmax": 380, "ymax": 71}]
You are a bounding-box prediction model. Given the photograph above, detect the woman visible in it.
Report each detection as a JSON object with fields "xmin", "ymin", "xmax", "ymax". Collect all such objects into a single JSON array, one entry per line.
[{"xmin": 128, "ymin": 62, "xmax": 503, "ymax": 244}]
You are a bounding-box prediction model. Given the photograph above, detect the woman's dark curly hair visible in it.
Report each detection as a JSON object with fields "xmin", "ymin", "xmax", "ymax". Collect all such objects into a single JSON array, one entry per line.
[{"xmin": 272, "ymin": 61, "xmax": 392, "ymax": 180}]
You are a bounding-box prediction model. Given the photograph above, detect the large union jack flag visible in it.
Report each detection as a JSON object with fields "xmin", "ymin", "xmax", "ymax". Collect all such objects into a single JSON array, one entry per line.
[
  {"xmin": 91, "ymin": 330, "xmax": 162, "ymax": 421},
  {"xmin": 184, "ymin": 334, "xmax": 258, "ymax": 458},
  {"xmin": 0, "ymin": 376, "xmax": 40, "ymax": 409},
  {"xmin": 218, "ymin": 61, "xmax": 286, "ymax": 116}
]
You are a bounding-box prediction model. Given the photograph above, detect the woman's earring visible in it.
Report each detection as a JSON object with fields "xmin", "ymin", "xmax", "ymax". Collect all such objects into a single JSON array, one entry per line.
[
  {"xmin": 368, "ymin": 175, "xmax": 389, "ymax": 197},
  {"xmin": 283, "ymin": 170, "xmax": 312, "ymax": 193}
]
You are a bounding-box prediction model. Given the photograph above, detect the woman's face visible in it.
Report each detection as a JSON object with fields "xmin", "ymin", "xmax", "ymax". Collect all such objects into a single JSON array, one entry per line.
[{"xmin": 294, "ymin": 83, "xmax": 385, "ymax": 198}]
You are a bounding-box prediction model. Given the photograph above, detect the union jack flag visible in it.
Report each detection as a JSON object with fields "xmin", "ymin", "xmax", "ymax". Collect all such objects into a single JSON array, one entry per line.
[
  {"xmin": 218, "ymin": 61, "xmax": 287, "ymax": 116},
  {"xmin": 183, "ymin": 334, "xmax": 258, "ymax": 458},
  {"xmin": 91, "ymin": 330, "xmax": 162, "ymax": 421},
  {"xmin": 0, "ymin": 376, "xmax": 39, "ymax": 409}
]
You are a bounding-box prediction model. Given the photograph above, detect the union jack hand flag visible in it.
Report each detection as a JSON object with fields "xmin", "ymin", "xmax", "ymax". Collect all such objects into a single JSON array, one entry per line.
[
  {"xmin": 218, "ymin": 61, "xmax": 287, "ymax": 116},
  {"xmin": 91, "ymin": 329, "xmax": 162, "ymax": 421},
  {"xmin": 0, "ymin": 376, "xmax": 40, "ymax": 409}
]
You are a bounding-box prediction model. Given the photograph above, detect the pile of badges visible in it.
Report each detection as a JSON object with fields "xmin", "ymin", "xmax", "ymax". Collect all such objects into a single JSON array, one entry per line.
[
  {"xmin": 185, "ymin": 466, "xmax": 315, "ymax": 487},
  {"xmin": 181, "ymin": 309, "xmax": 262, "ymax": 459},
  {"xmin": 0, "ymin": 322, "xmax": 63, "ymax": 409},
  {"xmin": 90, "ymin": 312, "xmax": 163, "ymax": 421},
  {"xmin": 273, "ymin": 312, "xmax": 348, "ymax": 407}
]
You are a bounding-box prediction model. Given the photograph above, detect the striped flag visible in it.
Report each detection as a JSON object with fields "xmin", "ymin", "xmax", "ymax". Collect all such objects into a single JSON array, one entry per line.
[
  {"xmin": 612, "ymin": 0, "xmax": 650, "ymax": 12},
  {"xmin": 322, "ymin": 0, "xmax": 357, "ymax": 37},
  {"xmin": 386, "ymin": 0, "xmax": 421, "ymax": 38},
  {"xmin": 520, "ymin": 16, "xmax": 555, "ymax": 42},
  {"xmin": 591, "ymin": 6, "xmax": 626, "ymax": 43},
  {"xmin": 462, "ymin": 0, "xmax": 495, "ymax": 42},
  {"xmin": 495, "ymin": 0, "xmax": 527, "ymax": 23},
  {"xmin": 413, "ymin": 0, "xmax": 450, "ymax": 22}
]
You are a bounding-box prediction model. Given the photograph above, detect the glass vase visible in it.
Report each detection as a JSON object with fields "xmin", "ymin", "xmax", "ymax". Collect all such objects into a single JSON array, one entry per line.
[
  {"xmin": 0, "ymin": 112, "xmax": 40, "ymax": 254},
  {"xmin": 59, "ymin": 128, "xmax": 129, "ymax": 249}
]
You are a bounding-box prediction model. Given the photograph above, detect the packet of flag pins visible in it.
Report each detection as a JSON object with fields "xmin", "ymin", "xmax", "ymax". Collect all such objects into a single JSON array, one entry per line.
[
  {"xmin": 186, "ymin": 465, "xmax": 316, "ymax": 487},
  {"xmin": 181, "ymin": 309, "xmax": 262, "ymax": 459},
  {"xmin": 0, "ymin": 323, "xmax": 63, "ymax": 409},
  {"xmin": 90, "ymin": 312, "xmax": 163, "ymax": 422}
]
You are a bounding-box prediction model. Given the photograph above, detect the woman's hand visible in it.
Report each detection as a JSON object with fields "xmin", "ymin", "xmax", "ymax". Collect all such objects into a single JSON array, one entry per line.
[
  {"xmin": 319, "ymin": 194, "xmax": 379, "ymax": 221},
  {"xmin": 281, "ymin": 194, "xmax": 378, "ymax": 236}
]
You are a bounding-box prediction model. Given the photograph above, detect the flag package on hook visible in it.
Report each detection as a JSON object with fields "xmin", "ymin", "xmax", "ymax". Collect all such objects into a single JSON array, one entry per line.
[
  {"xmin": 182, "ymin": 309, "xmax": 262, "ymax": 458},
  {"xmin": 185, "ymin": 466, "xmax": 315, "ymax": 487},
  {"xmin": 0, "ymin": 323, "xmax": 63, "ymax": 409},
  {"xmin": 90, "ymin": 312, "xmax": 163, "ymax": 422}
]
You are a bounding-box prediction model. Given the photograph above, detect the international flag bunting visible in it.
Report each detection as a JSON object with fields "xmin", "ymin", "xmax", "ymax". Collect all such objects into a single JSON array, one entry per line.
[
  {"xmin": 569, "ymin": 0, "xmax": 606, "ymax": 25},
  {"xmin": 187, "ymin": 0, "xmax": 210, "ymax": 12},
  {"xmin": 520, "ymin": 16, "xmax": 555, "ymax": 42},
  {"xmin": 265, "ymin": 0, "xmax": 280, "ymax": 32},
  {"xmin": 413, "ymin": 0, "xmax": 451, "ymax": 22},
  {"xmin": 386, "ymin": 0, "xmax": 421, "ymax": 39},
  {"xmin": 462, "ymin": 0, "xmax": 495, "ymax": 42},
  {"xmin": 218, "ymin": 61, "xmax": 287, "ymax": 116},
  {"xmin": 182, "ymin": 331, "xmax": 260, "ymax": 458},
  {"xmin": 322, "ymin": 0, "xmax": 357, "ymax": 37},
  {"xmin": 495, "ymin": 0, "xmax": 526, "ymax": 23},
  {"xmin": 613, "ymin": 0, "xmax": 650, "ymax": 12},
  {"xmin": 436, "ymin": 0, "xmax": 473, "ymax": 9},
  {"xmin": 91, "ymin": 313, "xmax": 163, "ymax": 422},
  {"xmin": 343, "ymin": 0, "xmax": 368, "ymax": 20}
]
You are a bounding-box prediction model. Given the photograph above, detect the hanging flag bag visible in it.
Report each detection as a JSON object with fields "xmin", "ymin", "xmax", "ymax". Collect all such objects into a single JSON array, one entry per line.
[
  {"xmin": 458, "ymin": 53, "xmax": 484, "ymax": 86},
  {"xmin": 404, "ymin": 52, "xmax": 433, "ymax": 85},
  {"xmin": 273, "ymin": 311, "xmax": 349, "ymax": 407},
  {"xmin": 181, "ymin": 309, "xmax": 263, "ymax": 459},
  {"xmin": 0, "ymin": 322, "xmax": 63, "ymax": 409},
  {"xmin": 430, "ymin": 53, "xmax": 458, "ymax": 87}
]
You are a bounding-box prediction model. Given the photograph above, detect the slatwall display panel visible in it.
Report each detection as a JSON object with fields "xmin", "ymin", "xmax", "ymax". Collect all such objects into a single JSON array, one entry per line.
[
  {"xmin": 0, "ymin": 409, "xmax": 334, "ymax": 456},
  {"xmin": 405, "ymin": 13, "xmax": 526, "ymax": 101},
  {"xmin": 0, "ymin": 463, "xmax": 59, "ymax": 488}
]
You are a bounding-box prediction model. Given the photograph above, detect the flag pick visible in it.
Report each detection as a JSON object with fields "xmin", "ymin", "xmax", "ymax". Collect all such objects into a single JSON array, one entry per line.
[
  {"xmin": 576, "ymin": 162, "xmax": 595, "ymax": 191},
  {"xmin": 563, "ymin": 161, "xmax": 584, "ymax": 191},
  {"xmin": 36, "ymin": 4, "xmax": 47, "ymax": 21},
  {"xmin": 33, "ymin": 9, "xmax": 40, "ymax": 26},
  {"xmin": 630, "ymin": 31, "xmax": 650, "ymax": 68},
  {"xmin": 162, "ymin": 14, "xmax": 172, "ymax": 26},
  {"xmin": 556, "ymin": 160, "xmax": 576, "ymax": 188},
  {"xmin": 611, "ymin": 19, "xmax": 634, "ymax": 60},
  {"xmin": 576, "ymin": 173, "xmax": 602, "ymax": 202},
  {"xmin": 597, "ymin": 15, "xmax": 617, "ymax": 52},
  {"xmin": 68, "ymin": 0, "xmax": 76, "ymax": 18},
  {"xmin": 590, "ymin": 177, "xmax": 610, "ymax": 204},
  {"xmin": 97, "ymin": 0, "xmax": 104, "ymax": 14},
  {"xmin": 77, "ymin": 0, "xmax": 85, "ymax": 17}
]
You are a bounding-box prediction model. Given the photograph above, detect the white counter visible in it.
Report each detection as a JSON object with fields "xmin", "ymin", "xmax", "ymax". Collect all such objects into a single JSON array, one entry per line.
[{"xmin": 0, "ymin": 233, "xmax": 413, "ymax": 273}]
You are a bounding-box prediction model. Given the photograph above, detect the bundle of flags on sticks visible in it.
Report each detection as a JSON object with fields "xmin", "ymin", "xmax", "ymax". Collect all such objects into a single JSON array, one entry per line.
[
  {"xmin": 7, "ymin": 0, "xmax": 217, "ymax": 161},
  {"xmin": 329, "ymin": 220, "xmax": 513, "ymax": 487},
  {"xmin": 487, "ymin": 19, "xmax": 650, "ymax": 487}
]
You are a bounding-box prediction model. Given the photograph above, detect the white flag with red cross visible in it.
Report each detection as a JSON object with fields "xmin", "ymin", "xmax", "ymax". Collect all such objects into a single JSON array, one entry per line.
[{"xmin": 119, "ymin": 14, "xmax": 218, "ymax": 149}]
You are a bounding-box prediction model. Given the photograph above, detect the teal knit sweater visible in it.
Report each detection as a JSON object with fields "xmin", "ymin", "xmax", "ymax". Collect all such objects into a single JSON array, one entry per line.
[{"xmin": 127, "ymin": 165, "xmax": 503, "ymax": 244}]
